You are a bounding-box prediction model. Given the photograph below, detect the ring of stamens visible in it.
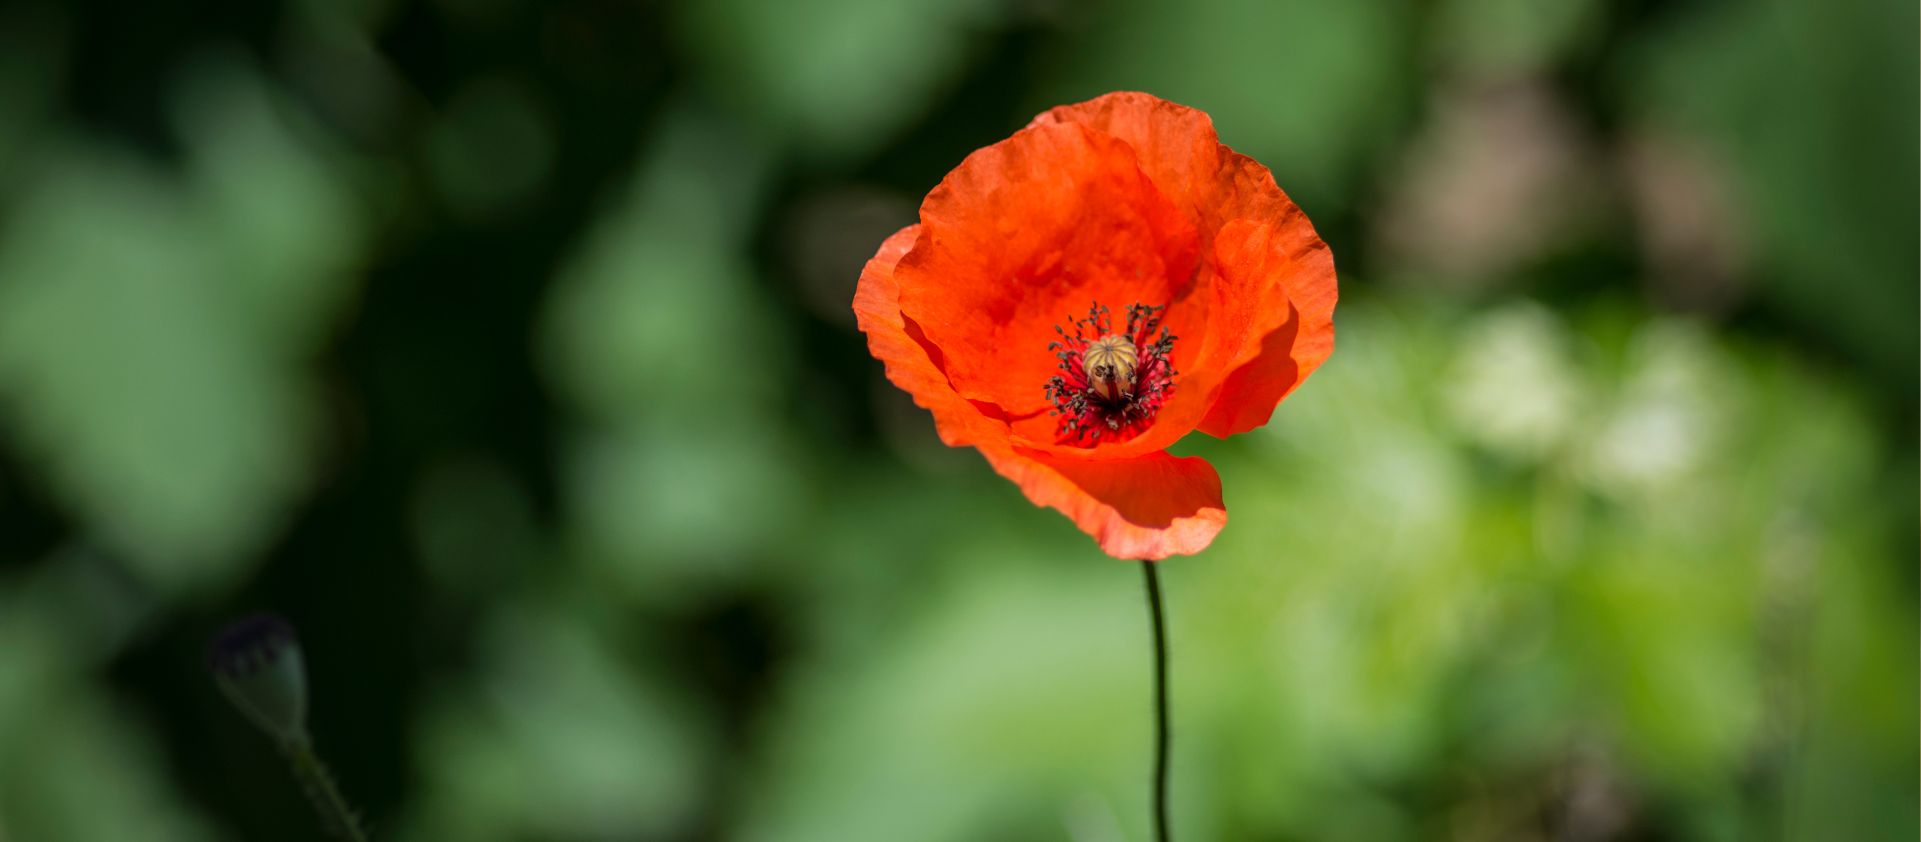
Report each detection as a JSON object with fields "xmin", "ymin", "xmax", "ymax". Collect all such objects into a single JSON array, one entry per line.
[{"xmin": 1043, "ymin": 302, "xmax": 1178, "ymax": 446}]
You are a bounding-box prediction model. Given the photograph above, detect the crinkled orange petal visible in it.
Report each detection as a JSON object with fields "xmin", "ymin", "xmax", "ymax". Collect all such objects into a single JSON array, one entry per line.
[
  {"xmin": 856, "ymin": 92, "xmax": 1336, "ymax": 561},
  {"xmin": 1030, "ymin": 92, "xmax": 1259, "ymax": 234},
  {"xmin": 1196, "ymin": 218, "xmax": 1336, "ymax": 436},
  {"xmin": 979, "ymin": 445, "xmax": 1225, "ymax": 560},
  {"xmin": 1034, "ymin": 92, "xmax": 1337, "ymax": 438},
  {"xmin": 853, "ymin": 225, "xmax": 1005, "ymax": 448},
  {"xmin": 894, "ymin": 121, "xmax": 1203, "ymax": 424}
]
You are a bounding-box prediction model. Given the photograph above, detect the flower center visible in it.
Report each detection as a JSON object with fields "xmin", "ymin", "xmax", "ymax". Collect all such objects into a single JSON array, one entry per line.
[
  {"xmin": 1044, "ymin": 303, "xmax": 1178, "ymax": 446},
  {"xmin": 1083, "ymin": 335, "xmax": 1138, "ymax": 402}
]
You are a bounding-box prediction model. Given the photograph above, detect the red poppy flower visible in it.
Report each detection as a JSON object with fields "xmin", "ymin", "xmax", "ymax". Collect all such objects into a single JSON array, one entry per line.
[{"xmin": 854, "ymin": 92, "xmax": 1337, "ymax": 560}]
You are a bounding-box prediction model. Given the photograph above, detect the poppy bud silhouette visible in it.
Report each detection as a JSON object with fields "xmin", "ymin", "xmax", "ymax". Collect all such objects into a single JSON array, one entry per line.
[
  {"xmin": 208, "ymin": 614, "xmax": 310, "ymax": 745},
  {"xmin": 209, "ymin": 614, "xmax": 370, "ymax": 841}
]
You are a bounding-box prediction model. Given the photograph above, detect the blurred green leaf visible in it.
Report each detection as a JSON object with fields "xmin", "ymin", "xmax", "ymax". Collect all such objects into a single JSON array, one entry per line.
[
  {"xmin": 1046, "ymin": 0, "xmax": 1414, "ymax": 212},
  {"xmin": 540, "ymin": 103, "xmax": 806, "ymax": 603},
  {"xmin": 0, "ymin": 562, "xmax": 213, "ymax": 840},
  {"xmin": 1626, "ymin": 0, "xmax": 1919, "ymax": 382},
  {"xmin": 399, "ymin": 600, "xmax": 713, "ymax": 840},
  {"xmin": 0, "ymin": 60, "xmax": 365, "ymax": 594},
  {"xmin": 676, "ymin": 0, "xmax": 1001, "ymax": 159},
  {"xmin": 1429, "ymin": 0, "xmax": 1600, "ymax": 77}
]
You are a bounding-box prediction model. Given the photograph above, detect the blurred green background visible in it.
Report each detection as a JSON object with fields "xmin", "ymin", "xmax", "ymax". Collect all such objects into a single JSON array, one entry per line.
[{"xmin": 0, "ymin": 0, "xmax": 1913, "ymax": 839}]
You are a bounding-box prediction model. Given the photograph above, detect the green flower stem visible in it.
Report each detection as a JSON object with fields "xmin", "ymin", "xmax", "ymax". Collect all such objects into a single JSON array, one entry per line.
[
  {"xmin": 285, "ymin": 738, "xmax": 369, "ymax": 842},
  {"xmin": 1142, "ymin": 561, "xmax": 1171, "ymax": 842}
]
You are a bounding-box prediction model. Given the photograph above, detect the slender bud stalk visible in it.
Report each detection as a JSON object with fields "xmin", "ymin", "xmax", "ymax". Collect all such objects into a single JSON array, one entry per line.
[
  {"xmin": 208, "ymin": 614, "xmax": 369, "ymax": 841},
  {"xmin": 285, "ymin": 737, "xmax": 370, "ymax": 842}
]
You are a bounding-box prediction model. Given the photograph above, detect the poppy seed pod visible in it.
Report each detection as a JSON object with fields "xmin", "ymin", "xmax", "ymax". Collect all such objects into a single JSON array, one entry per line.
[{"xmin": 208, "ymin": 614, "xmax": 310, "ymax": 746}]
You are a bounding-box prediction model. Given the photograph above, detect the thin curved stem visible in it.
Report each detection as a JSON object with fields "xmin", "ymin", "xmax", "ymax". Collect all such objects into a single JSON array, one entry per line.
[
  {"xmin": 1142, "ymin": 561, "xmax": 1171, "ymax": 842},
  {"xmin": 286, "ymin": 740, "xmax": 370, "ymax": 842}
]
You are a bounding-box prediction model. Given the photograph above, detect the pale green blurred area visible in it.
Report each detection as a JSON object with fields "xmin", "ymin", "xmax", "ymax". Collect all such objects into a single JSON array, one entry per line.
[
  {"xmin": 0, "ymin": 58, "xmax": 364, "ymax": 595},
  {"xmin": 0, "ymin": 0, "xmax": 1913, "ymax": 840}
]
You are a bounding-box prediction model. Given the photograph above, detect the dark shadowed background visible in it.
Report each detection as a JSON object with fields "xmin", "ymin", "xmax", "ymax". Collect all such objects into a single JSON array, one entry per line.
[{"xmin": 0, "ymin": 0, "xmax": 1914, "ymax": 839}]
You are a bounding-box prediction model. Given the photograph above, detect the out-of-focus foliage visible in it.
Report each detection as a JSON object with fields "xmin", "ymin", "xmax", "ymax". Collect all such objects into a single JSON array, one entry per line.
[
  {"xmin": 0, "ymin": 0, "xmax": 1911, "ymax": 840},
  {"xmin": 740, "ymin": 300, "xmax": 1911, "ymax": 842},
  {"xmin": 1626, "ymin": 0, "xmax": 1918, "ymax": 380},
  {"xmin": 0, "ymin": 61, "xmax": 365, "ymax": 595},
  {"xmin": 1046, "ymin": 0, "xmax": 1411, "ymax": 213},
  {"xmin": 676, "ymin": 0, "xmax": 996, "ymax": 159}
]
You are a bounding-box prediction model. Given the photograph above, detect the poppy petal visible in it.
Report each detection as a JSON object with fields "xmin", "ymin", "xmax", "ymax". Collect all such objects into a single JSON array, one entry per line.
[
  {"xmin": 853, "ymin": 224, "xmax": 1005, "ymax": 448},
  {"xmin": 894, "ymin": 121, "xmax": 1203, "ymax": 423},
  {"xmin": 1030, "ymin": 92, "xmax": 1235, "ymax": 228},
  {"xmin": 1000, "ymin": 209, "xmax": 1331, "ymax": 458},
  {"xmin": 1037, "ymin": 92, "xmax": 1338, "ymax": 439},
  {"xmin": 1031, "ymin": 92, "xmax": 1282, "ymax": 241},
  {"xmin": 1195, "ymin": 217, "xmax": 1337, "ymax": 437},
  {"xmin": 857, "ymin": 92, "xmax": 1336, "ymax": 561},
  {"xmin": 979, "ymin": 445, "xmax": 1225, "ymax": 560}
]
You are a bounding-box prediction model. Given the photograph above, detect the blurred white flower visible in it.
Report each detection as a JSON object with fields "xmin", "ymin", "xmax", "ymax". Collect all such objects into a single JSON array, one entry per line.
[
  {"xmin": 1445, "ymin": 302, "xmax": 1585, "ymax": 462},
  {"xmin": 1577, "ymin": 322, "xmax": 1727, "ymax": 499}
]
